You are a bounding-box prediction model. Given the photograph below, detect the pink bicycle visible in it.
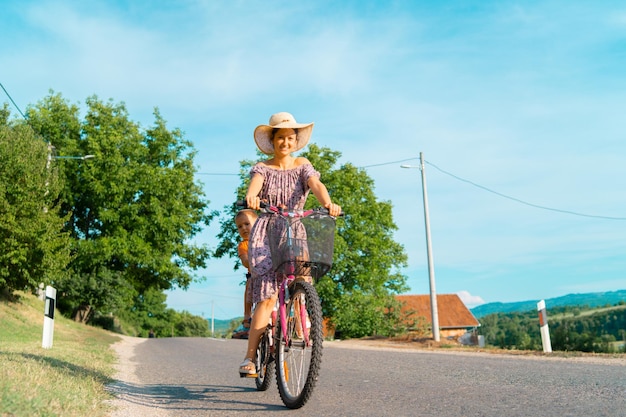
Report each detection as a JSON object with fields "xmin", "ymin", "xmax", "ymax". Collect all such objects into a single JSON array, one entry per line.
[{"xmin": 237, "ymin": 200, "xmax": 340, "ymax": 409}]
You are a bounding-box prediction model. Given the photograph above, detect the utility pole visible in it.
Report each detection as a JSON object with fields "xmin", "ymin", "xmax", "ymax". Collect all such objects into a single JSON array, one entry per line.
[{"xmin": 401, "ymin": 152, "xmax": 440, "ymax": 342}]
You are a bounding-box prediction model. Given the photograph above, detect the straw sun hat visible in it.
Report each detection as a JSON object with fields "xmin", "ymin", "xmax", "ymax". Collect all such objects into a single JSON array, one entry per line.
[{"xmin": 253, "ymin": 112, "xmax": 314, "ymax": 155}]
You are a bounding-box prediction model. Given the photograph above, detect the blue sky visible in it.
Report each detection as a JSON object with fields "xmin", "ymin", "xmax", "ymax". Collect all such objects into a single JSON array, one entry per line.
[{"xmin": 2, "ymin": 1, "xmax": 625, "ymax": 319}]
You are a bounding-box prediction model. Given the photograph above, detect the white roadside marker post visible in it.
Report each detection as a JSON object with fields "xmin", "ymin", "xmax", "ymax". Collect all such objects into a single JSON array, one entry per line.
[
  {"xmin": 42, "ymin": 286, "xmax": 57, "ymax": 349},
  {"xmin": 537, "ymin": 299, "xmax": 552, "ymax": 353}
]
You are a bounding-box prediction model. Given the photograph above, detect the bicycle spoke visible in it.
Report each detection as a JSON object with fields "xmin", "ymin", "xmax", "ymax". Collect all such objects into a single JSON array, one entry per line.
[{"xmin": 276, "ymin": 281, "xmax": 323, "ymax": 409}]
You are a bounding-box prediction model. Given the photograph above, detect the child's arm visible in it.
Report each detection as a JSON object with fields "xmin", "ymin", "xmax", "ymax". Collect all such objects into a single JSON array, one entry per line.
[{"xmin": 238, "ymin": 240, "xmax": 250, "ymax": 269}]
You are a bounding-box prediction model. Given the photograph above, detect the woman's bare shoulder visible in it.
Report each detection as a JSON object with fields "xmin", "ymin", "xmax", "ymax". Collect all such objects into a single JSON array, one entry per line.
[
  {"xmin": 254, "ymin": 159, "xmax": 273, "ymax": 168},
  {"xmin": 294, "ymin": 157, "xmax": 312, "ymax": 166}
]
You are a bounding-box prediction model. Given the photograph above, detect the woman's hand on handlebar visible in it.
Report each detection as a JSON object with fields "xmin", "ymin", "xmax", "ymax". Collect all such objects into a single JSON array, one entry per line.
[
  {"xmin": 246, "ymin": 195, "xmax": 261, "ymax": 210},
  {"xmin": 325, "ymin": 202, "xmax": 342, "ymax": 217}
]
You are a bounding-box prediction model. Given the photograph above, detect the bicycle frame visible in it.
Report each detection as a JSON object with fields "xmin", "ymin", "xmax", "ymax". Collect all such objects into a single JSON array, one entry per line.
[{"xmin": 265, "ymin": 206, "xmax": 320, "ymax": 347}]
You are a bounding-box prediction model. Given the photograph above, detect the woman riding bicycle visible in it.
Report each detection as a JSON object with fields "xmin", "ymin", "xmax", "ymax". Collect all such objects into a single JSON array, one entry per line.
[{"xmin": 239, "ymin": 111, "xmax": 341, "ymax": 377}]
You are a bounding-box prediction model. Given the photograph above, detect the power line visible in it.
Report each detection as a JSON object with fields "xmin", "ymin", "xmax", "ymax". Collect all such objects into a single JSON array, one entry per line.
[
  {"xmin": 196, "ymin": 172, "xmax": 239, "ymax": 176},
  {"xmin": 425, "ymin": 160, "xmax": 626, "ymax": 221},
  {"xmin": 359, "ymin": 157, "xmax": 419, "ymax": 169},
  {"xmin": 1, "ymin": 81, "xmax": 49, "ymax": 144},
  {"xmin": 0, "ymin": 81, "xmax": 27, "ymax": 120},
  {"xmin": 197, "ymin": 157, "xmax": 422, "ymax": 175},
  {"xmin": 193, "ymin": 156, "xmax": 419, "ymax": 176},
  {"xmin": 194, "ymin": 154, "xmax": 625, "ymax": 220}
]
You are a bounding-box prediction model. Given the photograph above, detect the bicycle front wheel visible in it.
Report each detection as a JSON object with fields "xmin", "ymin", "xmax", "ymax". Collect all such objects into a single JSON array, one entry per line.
[{"xmin": 275, "ymin": 280, "xmax": 323, "ymax": 409}]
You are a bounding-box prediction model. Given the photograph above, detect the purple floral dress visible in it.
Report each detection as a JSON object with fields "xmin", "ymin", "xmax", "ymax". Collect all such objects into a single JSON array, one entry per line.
[{"xmin": 248, "ymin": 163, "xmax": 320, "ymax": 303}]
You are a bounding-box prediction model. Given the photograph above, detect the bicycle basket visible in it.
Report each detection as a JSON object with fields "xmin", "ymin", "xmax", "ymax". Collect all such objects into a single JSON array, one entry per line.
[{"xmin": 267, "ymin": 212, "xmax": 336, "ymax": 279}]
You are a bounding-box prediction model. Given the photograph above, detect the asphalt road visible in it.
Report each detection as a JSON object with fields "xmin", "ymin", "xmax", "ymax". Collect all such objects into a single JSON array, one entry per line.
[{"xmin": 108, "ymin": 337, "xmax": 626, "ymax": 417}]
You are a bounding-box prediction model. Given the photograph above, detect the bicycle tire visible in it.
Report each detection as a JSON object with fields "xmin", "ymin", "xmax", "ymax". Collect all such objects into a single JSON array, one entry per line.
[
  {"xmin": 255, "ymin": 327, "xmax": 275, "ymax": 391},
  {"xmin": 275, "ymin": 280, "xmax": 323, "ymax": 409}
]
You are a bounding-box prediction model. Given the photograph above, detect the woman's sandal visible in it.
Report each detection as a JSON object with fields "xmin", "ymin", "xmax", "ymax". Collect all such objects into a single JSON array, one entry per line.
[{"xmin": 239, "ymin": 358, "xmax": 257, "ymax": 378}]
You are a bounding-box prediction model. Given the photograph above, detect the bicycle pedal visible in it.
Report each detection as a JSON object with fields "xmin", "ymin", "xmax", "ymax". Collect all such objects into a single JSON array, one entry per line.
[{"xmin": 240, "ymin": 372, "xmax": 258, "ymax": 378}]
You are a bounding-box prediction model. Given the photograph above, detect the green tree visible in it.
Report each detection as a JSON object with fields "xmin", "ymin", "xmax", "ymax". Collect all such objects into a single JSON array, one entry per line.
[
  {"xmin": 174, "ymin": 311, "xmax": 210, "ymax": 337},
  {"xmin": 26, "ymin": 92, "xmax": 215, "ymax": 322},
  {"xmin": 0, "ymin": 110, "xmax": 71, "ymax": 296},
  {"xmin": 215, "ymin": 144, "xmax": 408, "ymax": 338}
]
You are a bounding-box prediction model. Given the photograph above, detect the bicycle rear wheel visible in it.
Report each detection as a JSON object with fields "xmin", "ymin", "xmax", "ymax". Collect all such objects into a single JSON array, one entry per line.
[
  {"xmin": 255, "ymin": 327, "xmax": 274, "ymax": 391},
  {"xmin": 275, "ymin": 280, "xmax": 323, "ymax": 409}
]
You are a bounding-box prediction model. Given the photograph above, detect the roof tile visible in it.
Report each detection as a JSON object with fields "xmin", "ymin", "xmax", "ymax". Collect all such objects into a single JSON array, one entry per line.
[{"xmin": 396, "ymin": 294, "xmax": 480, "ymax": 329}]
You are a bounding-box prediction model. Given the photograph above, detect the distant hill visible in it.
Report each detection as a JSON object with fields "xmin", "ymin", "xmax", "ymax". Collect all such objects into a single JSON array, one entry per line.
[{"xmin": 471, "ymin": 290, "xmax": 626, "ymax": 318}]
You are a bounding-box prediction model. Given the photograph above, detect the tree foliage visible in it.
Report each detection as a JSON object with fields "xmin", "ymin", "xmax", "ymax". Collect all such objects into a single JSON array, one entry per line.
[
  {"xmin": 92, "ymin": 287, "xmax": 210, "ymax": 338},
  {"xmin": 215, "ymin": 144, "xmax": 409, "ymax": 338},
  {"xmin": 24, "ymin": 92, "xmax": 215, "ymax": 324},
  {"xmin": 479, "ymin": 304, "xmax": 626, "ymax": 353},
  {"xmin": 0, "ymin": 106, "xmax": 71, "ymax": 295}
]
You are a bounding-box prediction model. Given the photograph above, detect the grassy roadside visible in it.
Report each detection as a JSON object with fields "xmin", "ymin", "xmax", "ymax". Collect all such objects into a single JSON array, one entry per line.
[
  {"xmin": 549, "ymin": 304, "xmax": 626, "ymax": 320},
  {"xmin": 0, "ymin": 292, "xmax": 120, "ymax": 417}
]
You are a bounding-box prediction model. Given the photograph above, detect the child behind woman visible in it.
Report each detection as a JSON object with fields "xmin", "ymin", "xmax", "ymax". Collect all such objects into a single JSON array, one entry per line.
[{"xmin": 232, "ymin": 209, "xmax": 258, "ymax": 339}]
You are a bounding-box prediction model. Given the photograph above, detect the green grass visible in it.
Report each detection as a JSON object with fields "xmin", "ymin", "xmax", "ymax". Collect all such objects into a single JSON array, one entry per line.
[
  {"xmin": 549, "ymin": 304, "xmax": 626, "ymax": 320},
  {"xmin": 0, "ymin": 292, "xmax": 120, "ymax": 417}
]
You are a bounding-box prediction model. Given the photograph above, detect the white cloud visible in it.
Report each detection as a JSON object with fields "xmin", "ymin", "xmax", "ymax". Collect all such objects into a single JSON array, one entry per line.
[{"xmin": 457, "ymin": 290, "xmax": 486, "ymax": 308}]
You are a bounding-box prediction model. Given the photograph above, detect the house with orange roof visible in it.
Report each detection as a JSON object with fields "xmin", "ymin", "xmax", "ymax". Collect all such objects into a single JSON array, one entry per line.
[{"xmin": 396, "ymin": 294, "xmax": 480, "ymax": 339}]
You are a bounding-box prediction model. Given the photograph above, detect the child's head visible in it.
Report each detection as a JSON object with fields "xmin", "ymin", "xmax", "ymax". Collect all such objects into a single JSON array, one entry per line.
[{"xmin": 235, "ymin": 209, "xmax": 258, "ymax": 240}]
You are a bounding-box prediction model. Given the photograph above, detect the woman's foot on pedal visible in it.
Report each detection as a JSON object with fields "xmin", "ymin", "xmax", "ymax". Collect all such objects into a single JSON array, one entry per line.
[{"xmin": 239, "ymin": 358, "xmax": 257, "ymax": 378}]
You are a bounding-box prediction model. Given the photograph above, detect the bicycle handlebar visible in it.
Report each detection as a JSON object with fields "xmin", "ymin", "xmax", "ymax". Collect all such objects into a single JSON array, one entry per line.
[{"xmin": 236, "ymin": 200, "xmax": 344, "ymax": 217}]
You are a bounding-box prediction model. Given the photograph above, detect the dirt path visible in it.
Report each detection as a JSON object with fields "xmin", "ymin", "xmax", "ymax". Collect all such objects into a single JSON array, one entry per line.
[{"xmin": 106, "ymin": 335, "xmax": 172, "ymax": 417}]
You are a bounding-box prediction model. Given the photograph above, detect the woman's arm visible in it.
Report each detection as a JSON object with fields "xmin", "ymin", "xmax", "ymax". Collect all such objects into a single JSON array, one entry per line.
[
  {"xmin": 245, "ymin": 173, "xmax": 264, "ymax": 210},
  {"xmin": 308, "ymin": 176, "xmax": 341, "ymax": 216}
]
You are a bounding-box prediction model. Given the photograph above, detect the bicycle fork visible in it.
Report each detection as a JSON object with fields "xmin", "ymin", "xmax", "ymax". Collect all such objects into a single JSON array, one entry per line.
[{"xmin": 279, "ymin": 279, "xmax": 311, "ymax": 347}]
